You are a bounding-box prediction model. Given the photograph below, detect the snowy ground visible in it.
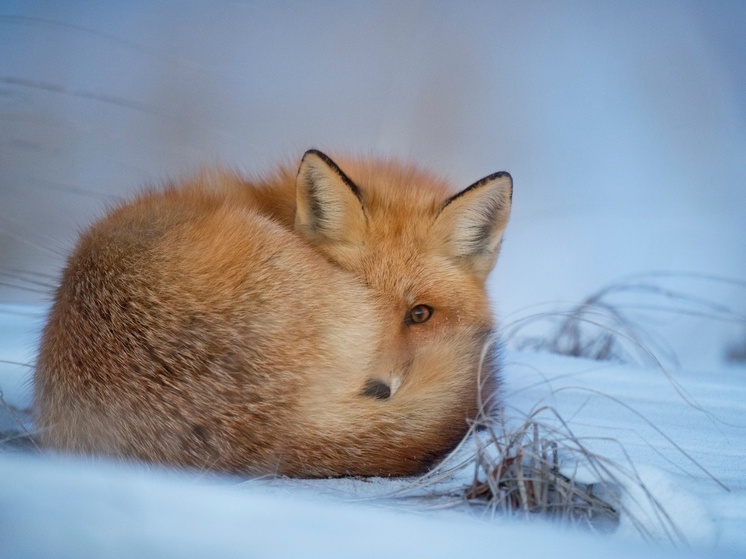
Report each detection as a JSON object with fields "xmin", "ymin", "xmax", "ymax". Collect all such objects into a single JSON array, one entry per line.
[{"xmin": 2, "ymin": 304, "xmax": 745, "ymax": 558}]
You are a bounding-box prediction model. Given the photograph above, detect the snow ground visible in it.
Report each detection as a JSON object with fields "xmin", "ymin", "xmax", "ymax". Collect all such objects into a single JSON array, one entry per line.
[{"xmin": 2, "ymin": 305, "xmax": 745, "ymax": 558}]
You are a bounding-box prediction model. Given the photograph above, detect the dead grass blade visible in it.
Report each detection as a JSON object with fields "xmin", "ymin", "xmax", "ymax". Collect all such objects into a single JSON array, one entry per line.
[
  {"xmin": 0, "ymin": 389, "xmax": 39, "ymax": 452},
  {"xmin": 504, "ymin": 272, "xmax": 746, "ymax": 367}
]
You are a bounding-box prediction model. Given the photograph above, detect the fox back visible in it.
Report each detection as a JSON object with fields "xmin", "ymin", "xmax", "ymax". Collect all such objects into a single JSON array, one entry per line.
[{"xmin": 34, "ymin": 150, "xmax": 512, "ymax": 477}]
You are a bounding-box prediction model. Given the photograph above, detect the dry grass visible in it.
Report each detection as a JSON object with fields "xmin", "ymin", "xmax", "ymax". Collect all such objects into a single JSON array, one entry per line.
[
  {"xmin": 0, "ymin": 389, "xmax": 37, "ymax": 452},
  {"xmin": 383, "ymin": 394, "xmax": 705, "ymax": 546},
  {"xmin": 0, "ymin": 269, "xmax": 57, "ymax": 297},
  {"xmin": 387, "ymin": 303, "xmax": 733, "ymax": 546},
  {"xmin": 463, "ymin": 409, "xmax": 620, "ymax": 531},
  {"xmin": 454, "ymin": 273, "xmax": 741, "ymax": 541},
  {"xmin": 504, "ymin": 272, "xmax": 746, "ymax": 367},
  {"xmin": 461, "ymin": 274, "xmax": 744, "ymax": 537}
]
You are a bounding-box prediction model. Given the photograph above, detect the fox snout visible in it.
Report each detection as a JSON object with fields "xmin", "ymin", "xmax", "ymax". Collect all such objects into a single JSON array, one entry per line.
[{"xmin": 348, "ymin": 326, "xmax": 502, "ymax": 476}]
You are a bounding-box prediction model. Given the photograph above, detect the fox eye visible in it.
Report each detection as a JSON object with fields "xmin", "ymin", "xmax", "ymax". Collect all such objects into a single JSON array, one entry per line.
[{"xmin": 406, "ymin": 304, "xmax": 433, "ymax": 325}]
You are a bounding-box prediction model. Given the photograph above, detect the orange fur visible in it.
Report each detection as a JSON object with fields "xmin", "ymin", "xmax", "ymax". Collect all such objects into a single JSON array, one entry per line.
[{"xmin": 34, "ymin": 150, "xmax": 512, "ymax": 477}]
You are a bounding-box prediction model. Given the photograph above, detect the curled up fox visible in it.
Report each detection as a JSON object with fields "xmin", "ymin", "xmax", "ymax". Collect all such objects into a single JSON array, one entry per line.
[{"xmin": 34, "ymin": 150, "xmax": 513, "ymax": 477}]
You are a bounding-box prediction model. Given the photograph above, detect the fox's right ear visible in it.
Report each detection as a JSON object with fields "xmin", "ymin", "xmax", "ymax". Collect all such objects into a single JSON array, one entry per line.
[
  {"xmin": 431, "ymin": 171, "xmax": 512, "ymax": 281},
  {"xmin": 295, "ymin": 150, "xmax": 366, "ymax": 246}
]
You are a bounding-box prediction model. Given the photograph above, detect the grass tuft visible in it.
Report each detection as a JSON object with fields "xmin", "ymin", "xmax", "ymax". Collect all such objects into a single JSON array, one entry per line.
[
  {"xmin": 0, "ymin": 389, "xmax": 37, "ymax": 452},
  {"xmin": 388, "ymin": 326, "xmax": 717, "ymax": 545},
  {"xmin": 504, "ymin": 272, "xmax": 746, "ymax": 366},
  {"xmin": 464, "ymin": 409, "xmax": 620, "ymax": 532}
]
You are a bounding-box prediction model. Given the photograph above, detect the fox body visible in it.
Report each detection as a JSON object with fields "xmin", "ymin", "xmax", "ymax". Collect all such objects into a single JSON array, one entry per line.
[{"xmin": 34, "ymin": 150, "xmax": 512, "ymax": 477}]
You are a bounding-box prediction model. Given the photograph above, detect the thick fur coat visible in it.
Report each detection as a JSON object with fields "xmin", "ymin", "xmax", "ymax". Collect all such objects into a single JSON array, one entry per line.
[{"xmin": 34, "ymin": 150, "xmax": 512, "ymax": 477}]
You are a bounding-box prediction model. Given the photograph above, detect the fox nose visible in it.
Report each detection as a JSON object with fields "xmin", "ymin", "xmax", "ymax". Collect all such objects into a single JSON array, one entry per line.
[
  {"xmin": 360, "ymin": 359, "xmax": 411, "ymax": 400},
  {"xmin": 360, "ymin": 378, "xmax": 391, "ymax": 400}
]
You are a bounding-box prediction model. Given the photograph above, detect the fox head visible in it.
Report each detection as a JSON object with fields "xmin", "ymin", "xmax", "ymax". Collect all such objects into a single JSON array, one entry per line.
[{"xmin": 292, "ymin": 149, "xmax": 513, "ymax": 475}]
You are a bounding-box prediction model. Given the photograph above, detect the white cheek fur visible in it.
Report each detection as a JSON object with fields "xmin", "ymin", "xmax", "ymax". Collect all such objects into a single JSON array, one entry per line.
[{"xmin": 390, "ymin": 376, "xmax": 402, "ymax": 397}]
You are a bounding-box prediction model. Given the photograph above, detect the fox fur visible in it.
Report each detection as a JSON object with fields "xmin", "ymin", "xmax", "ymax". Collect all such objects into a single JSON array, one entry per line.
[{"xmin": 34, "ymin": 150, "xmax": 513, "ymax": 477}]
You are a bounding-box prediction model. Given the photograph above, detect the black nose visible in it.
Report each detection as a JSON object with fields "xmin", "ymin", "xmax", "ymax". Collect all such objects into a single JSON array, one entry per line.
[{"xmin": 360, "ymin": 378, "xmax": 391, "ymax": 400}]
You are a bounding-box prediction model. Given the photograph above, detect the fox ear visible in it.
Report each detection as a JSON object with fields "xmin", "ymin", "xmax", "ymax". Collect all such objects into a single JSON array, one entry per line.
[
  {"xmin": 295, "ymin": 150, "xmax": 366, "ymax": 245},
  {"xmin": 432, "ymin": 172, "xmax": 512, "ymax": 280}
]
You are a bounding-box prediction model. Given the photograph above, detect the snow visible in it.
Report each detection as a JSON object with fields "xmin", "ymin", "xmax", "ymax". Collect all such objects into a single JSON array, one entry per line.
[
  {"xmin": 2, "ymin": 305, "xmax": 745, "ymax": 557},
  {"xmin": 0, "ymin": 454, "xmax": 706, "ymax": 559}
]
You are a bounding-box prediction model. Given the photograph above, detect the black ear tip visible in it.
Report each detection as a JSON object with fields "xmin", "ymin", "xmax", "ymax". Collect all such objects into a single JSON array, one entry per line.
[
  {"xmin": 297, "ymin": 150, "xmax": 363, "ymax": 203},
  {"xmin": 490, "ymin": 171, "xmax": 513, "ymax": 201},
  {"xmin": 499, "ymin": 171, "xmax": 514, "ymax": 199},
  {"xmin": 490, "ymin": 170, "xmax": 512, "ymax": 183},
  {"xmin": 302, "ymin": 149, "xmax": 330, "ymax": 162}
]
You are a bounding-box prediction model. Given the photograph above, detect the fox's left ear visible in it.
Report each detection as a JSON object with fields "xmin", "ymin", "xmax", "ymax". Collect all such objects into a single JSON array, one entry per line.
[
  {"xmin": 431, "ymin": 172, "xmax": 512, "ymax": 280},
  {"xmin": 295, "ymin": 149, "xmax": 366, "ymax": 247}
]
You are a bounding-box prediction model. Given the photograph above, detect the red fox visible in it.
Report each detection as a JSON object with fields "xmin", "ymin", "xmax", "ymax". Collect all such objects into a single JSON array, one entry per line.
[{"xmin": 34, "ymin": 150, "xmax": 512, "ymax": 477}]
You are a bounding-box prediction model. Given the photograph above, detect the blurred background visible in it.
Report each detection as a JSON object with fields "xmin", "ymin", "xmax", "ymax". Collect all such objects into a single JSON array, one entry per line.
[{"xmin": 1, "ymin": 1, "xmax": 744, "ymax": 367}]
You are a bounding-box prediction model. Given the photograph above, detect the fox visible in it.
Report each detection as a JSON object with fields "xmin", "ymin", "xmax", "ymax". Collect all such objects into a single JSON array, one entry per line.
[{"xmin": 33, "ymin": 149, "xmax": 513, "ymax": 477}]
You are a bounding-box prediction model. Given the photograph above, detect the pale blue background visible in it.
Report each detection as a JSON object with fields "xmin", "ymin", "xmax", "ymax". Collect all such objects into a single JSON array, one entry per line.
[{"xmin": 1, "ymin": 1, "xmax": 744, "ymax": 365}]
